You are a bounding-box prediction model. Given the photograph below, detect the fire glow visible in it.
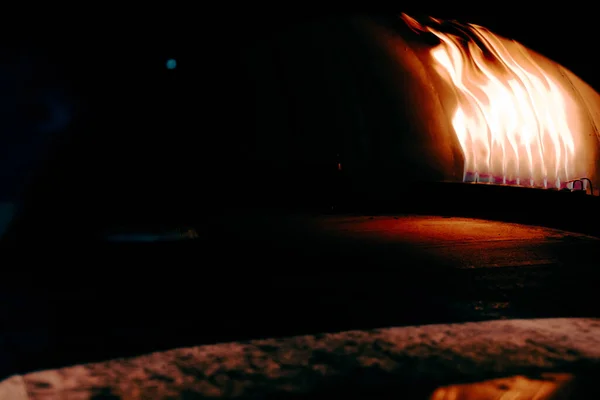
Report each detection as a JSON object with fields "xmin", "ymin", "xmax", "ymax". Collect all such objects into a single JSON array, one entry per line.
[{"xmin": 401, "ymin": 13, "xmax": 585, "ymax": 189}]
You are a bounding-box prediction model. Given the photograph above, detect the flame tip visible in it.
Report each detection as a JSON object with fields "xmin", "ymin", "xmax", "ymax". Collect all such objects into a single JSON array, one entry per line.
[{"xmin": 401, "ymin": 13, "xmax": 585, "ymax": 190}]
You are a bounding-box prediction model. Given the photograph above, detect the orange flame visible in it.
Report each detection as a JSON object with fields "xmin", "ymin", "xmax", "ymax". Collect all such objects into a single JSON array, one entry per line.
[{"xmin": 401, "ymin": 14, "xmax": 584, "ymax": 188}]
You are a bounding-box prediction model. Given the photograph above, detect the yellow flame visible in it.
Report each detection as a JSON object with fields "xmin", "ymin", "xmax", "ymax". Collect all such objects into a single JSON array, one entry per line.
[{"xmin": 401, "ymin": 14, "xmax": 582, "ymax": 188}]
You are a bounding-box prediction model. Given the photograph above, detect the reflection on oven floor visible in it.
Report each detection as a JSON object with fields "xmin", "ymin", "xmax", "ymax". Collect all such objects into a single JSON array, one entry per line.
[{"xmin": 104, "ymin": 227, "xmax": 199, "ymax": 242}]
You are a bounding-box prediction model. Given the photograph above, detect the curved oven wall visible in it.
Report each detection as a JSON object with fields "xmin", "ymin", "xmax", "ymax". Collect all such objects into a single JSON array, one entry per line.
[
  {"xmin": 239, "ymin": 17, "xmax": 464, "ymax": 207},
  {"xmin": 240, "ymin": 15, "xmax": 600, "ymax": 204}
]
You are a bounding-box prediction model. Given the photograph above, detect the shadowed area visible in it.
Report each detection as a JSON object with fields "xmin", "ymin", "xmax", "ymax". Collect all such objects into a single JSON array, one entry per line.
[{"xmin": 1, "ymin": 215, "xmax": 599, "ymax": 379}]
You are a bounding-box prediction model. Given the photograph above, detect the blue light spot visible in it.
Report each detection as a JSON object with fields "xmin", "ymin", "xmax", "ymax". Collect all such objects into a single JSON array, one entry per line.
[{"xmin": 166, "ymin": 58, "xmax": 177, "ymax": 70}]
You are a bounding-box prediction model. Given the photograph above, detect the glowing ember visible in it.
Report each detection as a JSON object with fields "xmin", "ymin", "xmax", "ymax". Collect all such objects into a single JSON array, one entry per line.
[{"xmin": 401, "ymin": 13, "xmax": 585, "ymax": 189}]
